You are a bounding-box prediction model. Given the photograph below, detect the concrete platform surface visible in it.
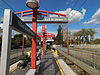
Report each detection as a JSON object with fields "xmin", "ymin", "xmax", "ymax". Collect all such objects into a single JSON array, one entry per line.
[
  {"xmin": 25, "ymin": 69, "xmax": 36, "ymax": 75},
  {"xmin": 36, "ymin": 50, "xmax": 61, "ymax": 75},
  {"xmin": 10, "ymin": 66, "xmax": 30, "ymax": 75},
  {"xmin": 10, "ymin": 50, "xmax": 61, "ymax": 75}
]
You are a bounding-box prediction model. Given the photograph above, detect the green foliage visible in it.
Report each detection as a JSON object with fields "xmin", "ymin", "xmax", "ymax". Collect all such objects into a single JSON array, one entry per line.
[
  {"xmin": 11, "ymin": 34, "xmax": 22, "ymax": 49},
  {"xmin": 25, "ymin": 36, "xmax": 31, "ymax": 47},
  {"xmin": 55, "ymin": 25, "xmax": 64, "ymax": 45},
  {"xmin": 94, "ymin": 39, "xmax": 100, "ymax": 44},
  {"xmin": 72, "ymin": 28, "xmax": 96, "ymax": 44},
  {"xmin": 0, "ymin": 34, "xmax": 32, "ymax": 54},
  {"xmin": 11, "ymin": 34, "xmax": 31, "ymax": 49}
]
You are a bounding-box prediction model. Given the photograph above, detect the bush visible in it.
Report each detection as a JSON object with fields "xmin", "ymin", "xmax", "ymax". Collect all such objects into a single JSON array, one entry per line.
[{"xmin": 94, "ymin": 39, "xmax": 100, "ymax": 44}]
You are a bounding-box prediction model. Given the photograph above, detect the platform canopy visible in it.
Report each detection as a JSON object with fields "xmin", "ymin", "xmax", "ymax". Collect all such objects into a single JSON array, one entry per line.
[{"xmin": 0, "ymin": 16, "xmax": 68, "ymax": 24}]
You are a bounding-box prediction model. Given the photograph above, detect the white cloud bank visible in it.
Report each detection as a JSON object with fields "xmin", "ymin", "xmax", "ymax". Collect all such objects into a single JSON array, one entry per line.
[
  {"xmin": 37, "ymin": 25, "xmax": 57, "ymax": 36},
  {"xmin": 70, "ymin": 29, "xmax": 80, "ymax": 33},
  {"xmin": 37, "ymin": 26, "xmax": 42, "ymax": 33},
  {"xmin": 84, "ymin": 8, "xmax": 100, "ymax": 24},
  {"xmin": 37, "ymin": 25, "xmax": 47, "ymax": 33},
  {"xmin": 50, "ymin": 8, "xmax": 86, "ymax": 24},
  {"xmin": 94, "ymin": 28, "xmax": 100, "ymax": 33}
]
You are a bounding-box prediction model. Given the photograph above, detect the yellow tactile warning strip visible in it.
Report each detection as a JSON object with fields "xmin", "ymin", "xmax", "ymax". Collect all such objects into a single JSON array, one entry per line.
[
  {"xmin": 9, "ymin": 67, "xmax": 17, "ymax": 73},
  {"xmin": 51, "ymin": 50, "xmax": 65, "ymax": 75},
  {"xmin": 9, "ymin": 50, "xmax": 64, "ymax": 74}
]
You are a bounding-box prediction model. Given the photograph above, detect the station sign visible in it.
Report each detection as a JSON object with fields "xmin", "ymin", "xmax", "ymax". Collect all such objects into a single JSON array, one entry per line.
[
  {"xmin": 43, "ymin": 17, "xmax": 68, "ymax": 21},
  {"xmin": 0, "ymin": 16, "xmax": 68, "ymax": 24}
]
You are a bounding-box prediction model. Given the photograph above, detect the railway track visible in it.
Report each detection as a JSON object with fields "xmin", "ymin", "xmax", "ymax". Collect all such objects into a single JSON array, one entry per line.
[
  {"xmin": 55, "ymin": 48, "xmax": 100, "ymax": 75},
  {"xmin": 56, "ymin": 46, "xmax": 100, "ymax": 70}
]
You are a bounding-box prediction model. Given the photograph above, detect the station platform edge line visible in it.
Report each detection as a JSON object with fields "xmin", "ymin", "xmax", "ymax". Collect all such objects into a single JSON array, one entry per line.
[{"xmin": 51, "ymin": 50, "xmax": 65, "ymax": 75}]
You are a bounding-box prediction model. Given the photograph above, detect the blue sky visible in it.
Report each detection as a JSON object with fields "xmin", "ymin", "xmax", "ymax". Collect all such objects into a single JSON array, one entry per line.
[{"xmin": 0, "ymin": 0, "xmax": 100, "ymax": 38}]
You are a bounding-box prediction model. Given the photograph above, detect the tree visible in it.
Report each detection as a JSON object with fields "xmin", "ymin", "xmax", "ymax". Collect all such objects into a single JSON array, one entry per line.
[
  {"xmin": 81, "ymin": 29, "xmax": 90, "ymax": 43},
  {"xmin": 25, "ymin": 36, "xmax": 31, "ymax": 47},
  {"xmin": 72, "ymin": 28, "xmax": 96, "ymax": 44},
  {"xmin": 11, "ymin": 34, "xmax": 22, "ymax": 49},
  {"xmin": 88, "ymin": 29, "xmax": 96, "ymax": 42},
  {"xmin": 55, "ymin": 25, "xmax": 63, "ymax": 45},
  {"xmin": 94, "ymin": 39, "xmax": 100, "ymax": 44}
]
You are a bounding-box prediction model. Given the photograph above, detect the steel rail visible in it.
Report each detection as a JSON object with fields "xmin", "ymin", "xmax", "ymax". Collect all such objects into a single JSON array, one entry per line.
[{"xmin": 57, "ymin": 49, "xmax": 100, "ymax": 75}]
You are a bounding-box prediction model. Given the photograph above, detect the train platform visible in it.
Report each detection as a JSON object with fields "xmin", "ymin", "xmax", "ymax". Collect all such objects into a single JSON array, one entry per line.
[
  {"xmin": 10, "ymin": 50, "xmax": 61, "ymax": 75},
  {"xmin": 36, "ymin": 50, "xmax": 61, "ymax": 75}
]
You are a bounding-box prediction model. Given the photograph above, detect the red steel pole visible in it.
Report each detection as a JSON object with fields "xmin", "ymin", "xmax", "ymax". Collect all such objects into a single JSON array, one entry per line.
[
  {"xmin": 44, "ymin": 36, "xmax": 46, "ymax": 54},
  {"xmin": 22, "ymin": 34, "xmax": 24, "ymax": 56},
  {"xmin": 21, "ymin": 12, "xmax": 24, "ymax": 56},
  {"xmin": 42, "ymin": 35, "xmax": 45, "ymax": 56},
  {"xmin": 31, "ymin": 11, "xmax": 37, "ymax": 69},
  {"xmin": 66, "ymin": 25, "xmax": 69, "ymax": 55},
  {"xmin": 42, "ymin": 25, "xmax": 45, "ymax": 56}
]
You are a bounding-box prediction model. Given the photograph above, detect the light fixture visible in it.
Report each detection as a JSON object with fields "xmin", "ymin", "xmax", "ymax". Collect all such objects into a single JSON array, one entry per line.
[{"xmin": 26, "ymin": 0, "xmax": 39, "ymax": 9}]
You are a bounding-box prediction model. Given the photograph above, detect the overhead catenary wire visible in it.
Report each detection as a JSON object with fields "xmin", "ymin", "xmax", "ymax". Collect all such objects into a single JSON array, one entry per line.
[
  {"xmin": 71, "ymin": 0, "xmax": 88, "ymax": 10},
  {"xmin": 79, "ymin": 0, "xmax": 88, "ymax": 8},
  {"xmin": 1, "ymin": 0, "xmax": 15, "ymax": 11},
  {"xmin": 72, "ymin": 0, "xmax": 80, "ymax": 9}
]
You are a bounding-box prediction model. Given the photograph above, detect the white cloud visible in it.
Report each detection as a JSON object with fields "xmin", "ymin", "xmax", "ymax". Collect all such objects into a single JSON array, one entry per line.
[
  {"xmin": 69, "ymin": 29, "xmax": 80, "ymax": 33},
  {"xmin": 56, "ymin": 8, "xmax": 72, "ymax": 15},
  {"xmin": 12, "ymin": 30, "xmax": 20, "ymax": 38},
  {"xmin": 69, "ymin": 28, "xmax": 100, "ymax": 34},
  {"xmin": 92, "ymin": 9, "xmax": 100, "ymax": 19},
  {"xmin": 55, "ymin": 8, "xmax": 86, "ymax": 24},
  {"xmin": 84, "ymin": 8, "xmax": 100, "ymax": 24},
  {"xmin": 47, "ymin": 31, "xmax": 57, "ymax": 36},
  {"xmin": 37, "ymin": 26, "xmax": 57, "ymax": 37},
  {"xmin": 94, "ymin": 28, "xmax": 100, "ymax": 33},
  {"xmin": 37, "ymin": 25, "xmax": 47, "ymax": 33},
  {"xmin": 84, "ymin": 19, "xmax": 97, "ymax": 24},
  {"xmin": 37, "ymin": 26, "xmax": 42, "ymax": 33}
]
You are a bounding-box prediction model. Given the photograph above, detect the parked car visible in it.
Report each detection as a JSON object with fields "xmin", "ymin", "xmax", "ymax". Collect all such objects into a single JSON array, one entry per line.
[{"xmin": 70, "ymin": 44, "xmax": 74, "ymax": 47}]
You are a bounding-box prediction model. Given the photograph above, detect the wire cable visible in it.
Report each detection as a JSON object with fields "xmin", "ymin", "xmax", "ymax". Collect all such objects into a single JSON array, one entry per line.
[
  {"xmin": 1, "ymin": 0, "xmax": 15, "ymax": 11},
  {"xmin": 80, "ymin": 0, "xmax": 88, "ymax": 8},
  {"xmin": 72, "ymin": 0, "xmax": 80, "ymax": 9},
  {"xmin": 72, "ymin": 0, "xmax": 88, "ymax": 10}
]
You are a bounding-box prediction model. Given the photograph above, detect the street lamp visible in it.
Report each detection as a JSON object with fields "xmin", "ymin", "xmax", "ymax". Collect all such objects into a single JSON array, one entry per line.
[
  {"xmin": 26, "ymin": 0, "xmax": 39, "ymax": 9},
  {"xmin": 26, "ymin": 0, "xmax": 40, "ymax": 69}
]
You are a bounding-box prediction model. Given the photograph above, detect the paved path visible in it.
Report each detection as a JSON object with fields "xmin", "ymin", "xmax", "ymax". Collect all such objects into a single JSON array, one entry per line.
[
  {"xmin": 10, "ymin": 66, "xmax": 30, "ymax": 75},
  {"xmin": 36, "ymin": 50, "xmax": 61, "ymax": 75},
  {"xmin": 10, "ymin": 50, "xmax": 61, "ymax": 75}
]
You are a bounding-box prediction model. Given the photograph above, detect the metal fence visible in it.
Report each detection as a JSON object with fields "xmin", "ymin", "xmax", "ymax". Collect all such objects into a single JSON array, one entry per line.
[
  {"xmin": 55, "ymin": 45, "xmax": 100, "ymax": 71},
  {"xmin": 10, "ymin": 47, "xmax": 31, "ymax": 59},
  {"xmin": 70, "ymin": 49, "xmax": 100, "ymax": 71}
]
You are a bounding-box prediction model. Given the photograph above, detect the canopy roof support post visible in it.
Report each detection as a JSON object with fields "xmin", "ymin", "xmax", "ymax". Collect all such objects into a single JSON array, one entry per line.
[
  {"xmin": 22, "ymin": 34, "xmax": 25, "ymax": 56},
  {"xmin": 42, "ymin": 35, "xmax": 45, "ymax": 56},
  {"xmin": 66, "ymin": 25, "xmax": 69, "ymax": 55},
  {"xmin": 21, "ymin": 12, "xmax": 25, "ymax": 56},
  {"xmin": 31, "ymin": 11, "xmax": 37, "ymax": 69},
  {"xmin": 0, "ymin": 9, "xmax": 12, "ymax": 75}
]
